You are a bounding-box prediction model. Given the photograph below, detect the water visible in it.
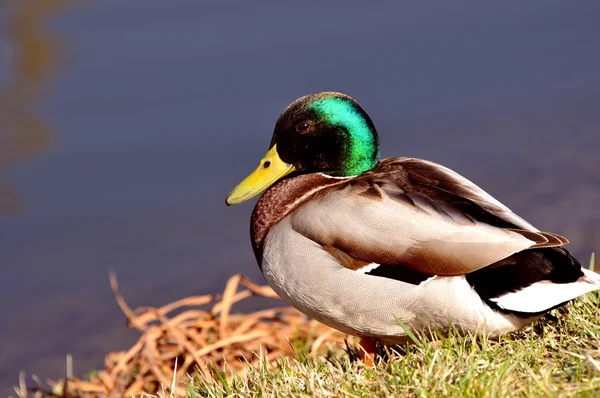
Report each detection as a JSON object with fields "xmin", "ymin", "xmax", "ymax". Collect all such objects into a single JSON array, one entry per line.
[{"xmin": 1, "ymin": 0, "xmax": 600, "ymax": 393}]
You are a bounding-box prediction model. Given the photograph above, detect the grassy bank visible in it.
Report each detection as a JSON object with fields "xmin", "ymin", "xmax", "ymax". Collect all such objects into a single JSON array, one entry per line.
[
  {"xmin": 189, "ymin": 292, "xmax": 600, "ymax": 397},
  {"xmin": 184, "ymin": 295, "xmax": 599, "ymax": 398},
  {"xmin": 22, "ymin": 262, "xmax": 600, "ymax": 397}
]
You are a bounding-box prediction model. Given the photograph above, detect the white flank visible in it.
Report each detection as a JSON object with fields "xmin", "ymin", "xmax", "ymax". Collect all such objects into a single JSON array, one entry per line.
[
  {"xmin": 419, "ymin": 275, "xmax": 438, "ymax": 286},
  {"xmin": 491, "ymin": 270, "xmax": 600, "ymax": 313}
]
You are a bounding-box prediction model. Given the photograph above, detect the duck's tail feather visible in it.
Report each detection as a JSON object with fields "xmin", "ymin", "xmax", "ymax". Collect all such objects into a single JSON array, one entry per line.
[
  {"xmin": 582, "ymin": 267, "xmax": 600, "ymax": 284},
  {"xmin": 468, "ymin": 248, "xmax": 600, "ymax": 315},
  {"xmin": 489, "ymin": 270, "xmax": 600, "ymax": 314}
]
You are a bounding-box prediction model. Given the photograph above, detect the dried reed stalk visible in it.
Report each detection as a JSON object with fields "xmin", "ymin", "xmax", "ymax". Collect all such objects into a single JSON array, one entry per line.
[{"xmin": 29, "ymin": 274, "xmax": 347, "ymax": 397}]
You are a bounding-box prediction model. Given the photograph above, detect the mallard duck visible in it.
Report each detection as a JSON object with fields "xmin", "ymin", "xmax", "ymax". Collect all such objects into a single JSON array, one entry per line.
[{"xmin": 226, "ymin": 92, "xmax": 600, "ymax": 360}]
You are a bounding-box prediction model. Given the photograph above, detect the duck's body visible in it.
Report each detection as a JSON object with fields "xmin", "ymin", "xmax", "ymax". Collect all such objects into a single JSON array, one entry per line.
[
  {"xmin": 227, "ymin": 92, "xmax": 600, "ymax": 349},
  {"xmin": 251, "ymin": 158, "xmax": 598, "ymax": 343}
]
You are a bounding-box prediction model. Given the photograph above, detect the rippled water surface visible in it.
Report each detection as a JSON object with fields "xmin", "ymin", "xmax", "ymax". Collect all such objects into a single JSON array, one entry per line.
[{"xmin": 1, "ymin": 0, "xmax": 600, "ymax": 392}]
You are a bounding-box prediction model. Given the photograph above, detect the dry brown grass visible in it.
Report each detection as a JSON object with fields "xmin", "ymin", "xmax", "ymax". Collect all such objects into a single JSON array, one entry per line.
[
  {"xmin": 20, "ymin": 257, "xmax": 600, "ymax": 397},
  {"xmin": 25, "ymin": 274, "xmax": 346, "ymax": 397}
]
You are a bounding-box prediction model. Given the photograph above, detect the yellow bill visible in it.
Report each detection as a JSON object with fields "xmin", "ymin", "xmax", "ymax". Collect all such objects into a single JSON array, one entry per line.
[{"xmin": 226, "ymin": 144, "xmax": 296, "ymax": 205}]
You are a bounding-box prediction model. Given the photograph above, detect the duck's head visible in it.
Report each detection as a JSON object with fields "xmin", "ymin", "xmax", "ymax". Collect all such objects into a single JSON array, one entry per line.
[{"xmin": 226, "ymin": 92, "xmax": 380, "ymax": 205}]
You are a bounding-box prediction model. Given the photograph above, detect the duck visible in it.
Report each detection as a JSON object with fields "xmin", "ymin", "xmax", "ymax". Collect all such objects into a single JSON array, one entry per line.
[{"xmin": 225, "ymin": 91, "xmax": 600, "ymax": 361}]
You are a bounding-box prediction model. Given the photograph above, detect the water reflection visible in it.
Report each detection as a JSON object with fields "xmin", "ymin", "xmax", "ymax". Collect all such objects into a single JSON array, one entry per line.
[{"xmin": 0, "ymin": 0, "xmax": 72, "ymax": 214}]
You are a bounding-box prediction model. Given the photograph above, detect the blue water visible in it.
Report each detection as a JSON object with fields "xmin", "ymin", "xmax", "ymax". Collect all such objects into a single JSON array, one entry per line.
[{"xmin": 1, "ymin": 0, "xmax": 600, "ymax": 393}]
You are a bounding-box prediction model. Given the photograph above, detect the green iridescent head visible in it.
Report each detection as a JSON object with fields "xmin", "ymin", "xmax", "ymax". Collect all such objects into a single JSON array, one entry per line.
[
  {"xmin": 226, "ymin": 92, "xmax": 380, "ymax": 205},
  {"xmin": 270, "ymin": 92, "xmax": 380, "ymax": 177}
]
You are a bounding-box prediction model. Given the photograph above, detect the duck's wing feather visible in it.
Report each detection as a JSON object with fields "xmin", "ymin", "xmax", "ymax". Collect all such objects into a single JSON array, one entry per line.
[{"xmin": 290, "ymin": 157, "xmax": 568, "ymax": 276}]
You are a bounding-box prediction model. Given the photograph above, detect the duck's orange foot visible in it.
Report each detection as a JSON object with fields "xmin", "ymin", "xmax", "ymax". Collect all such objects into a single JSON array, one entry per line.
[{"xmin": 358, "ymin": 336, "xmax": 377, "ymax": 367}]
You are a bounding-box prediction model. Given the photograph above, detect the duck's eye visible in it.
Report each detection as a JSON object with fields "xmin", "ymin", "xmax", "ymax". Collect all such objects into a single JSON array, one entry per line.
[
  {"xmin": 295, "ymin": 122, "xmax": 310, "ymax": 133},
  {"xmin": 263, "ymin": 160, "xmax": 271, "ymax": 169}
]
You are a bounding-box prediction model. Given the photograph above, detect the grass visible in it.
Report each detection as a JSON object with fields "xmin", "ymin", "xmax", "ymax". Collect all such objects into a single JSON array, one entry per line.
[
  {"xmin": 182, "ymin": 290, "xmax": 600, "ymax": 398},
  {"xmin": 21, "ymin": 257, "xmax": 600, "ymax": 397}
]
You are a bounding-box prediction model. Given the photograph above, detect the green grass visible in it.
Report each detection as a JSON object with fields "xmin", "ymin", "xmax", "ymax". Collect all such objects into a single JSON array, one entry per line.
[{"xmin": 180, "ymin": 289, "xmax": 600, "ymax": 398}]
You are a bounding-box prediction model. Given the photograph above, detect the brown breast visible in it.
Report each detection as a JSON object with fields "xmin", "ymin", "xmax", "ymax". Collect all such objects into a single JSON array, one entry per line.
[{"xmin": 250, "ymin": 173, "xmax": 347, "ymax": 265}]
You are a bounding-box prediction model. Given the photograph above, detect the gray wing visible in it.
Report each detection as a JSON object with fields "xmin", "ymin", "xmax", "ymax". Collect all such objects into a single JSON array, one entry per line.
[{"xmin": 290, "ymin": 158, "xmax": 568, "ymax": 276}]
